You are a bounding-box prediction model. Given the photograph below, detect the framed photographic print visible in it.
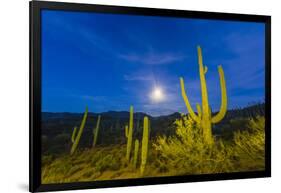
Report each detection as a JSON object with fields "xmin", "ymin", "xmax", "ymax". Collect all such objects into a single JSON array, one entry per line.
[{"xmin": 30, "ymin": 1, "xmax": 271, "ymax": 192}]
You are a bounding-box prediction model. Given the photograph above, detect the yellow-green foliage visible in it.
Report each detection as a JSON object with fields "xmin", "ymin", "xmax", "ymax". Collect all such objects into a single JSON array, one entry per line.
[
  {"xmin": 133, "ymin": 139, "xmax": 139, "ymax": 168},
  {"xmin": 153, "ymin": 115, "xmax": 265, "ymax": 174},
  {"xmin": 42, "ymin": 144, "xmax": 164, "ymax": 184},
  {"xmin": 92, "ymin": 115, "xmax": 101, "ymax": 148},
  {"xmin": 180, "ymin": 46, "xmax": 227, "ymax": 144},
  {"xmin": 232, "ymin": 116, "xmax": 265, "ymax": 171},
  {"xmin": 42, "ymin": 146, "xmax": 124, "ymax": 183},
  {"xmin": 42, "ymin": 155, "xmax": 54, "ymax": 167},
  {"xmin": 42, "ymin": 116, "xmax": 265, "ymax": 183},
  {"xmin": 70, "ymin": 107, "xmax": 88, "ymax": 155},
  {"xmin": 140, "ymin": 116, "xmax": 149, "ymax": 175},
  {"xmin": 125, "ymin": 106, "xmax": 134, "ymax": 162},
  {"xmin": 153, "ymin": 115, "xmax": 234, "ymax": 174}
]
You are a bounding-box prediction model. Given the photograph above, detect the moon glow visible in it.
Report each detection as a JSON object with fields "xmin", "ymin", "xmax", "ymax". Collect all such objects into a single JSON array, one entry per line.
[{"xmin": 150, "ymin": 87, "xmax": 165, "ymax": 102}]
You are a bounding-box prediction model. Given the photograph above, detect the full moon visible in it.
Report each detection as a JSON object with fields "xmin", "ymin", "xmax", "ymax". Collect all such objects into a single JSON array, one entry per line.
[{"xmin": 150, "ymin": 87, "xmax": 165, "ymax": 102}]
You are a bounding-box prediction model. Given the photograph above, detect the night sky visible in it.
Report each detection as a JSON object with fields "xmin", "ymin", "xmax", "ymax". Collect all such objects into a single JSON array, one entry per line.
[{"xmin": 41, "ymin": 10, "xmax": 265, "ymax": 116}]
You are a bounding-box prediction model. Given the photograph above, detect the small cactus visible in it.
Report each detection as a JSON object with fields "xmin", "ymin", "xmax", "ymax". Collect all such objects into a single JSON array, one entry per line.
[
  {"xmin": 140, "ymin": 116, "xmax": 149, "ymax": 175},
  {"xmin": 125, "ymin": 106, "xmax": 134, "ymax": 162},
  {"xmin": 70, "ymin": 107, "xmax": 88, "ymax": 155},
  {"xmin": 92, "ymin": 115, "xmax": 101, "ymax": 148},
  {"xmin": 133, "ymin": 139, "xmax": 139, "ymax": 168}
]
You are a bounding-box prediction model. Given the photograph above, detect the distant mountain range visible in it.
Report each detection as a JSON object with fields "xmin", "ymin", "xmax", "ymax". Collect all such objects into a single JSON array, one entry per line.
[
  {"xmin": 42, "ymin": 102, "xmax": 265, "ymax": 122},
  {"xmin": 41, "ymin": 103, "xmax": 265, "ymax": 155},
  {"xmin": 42, "ymin": 111, "xmax": 181, "ymax": 121}
]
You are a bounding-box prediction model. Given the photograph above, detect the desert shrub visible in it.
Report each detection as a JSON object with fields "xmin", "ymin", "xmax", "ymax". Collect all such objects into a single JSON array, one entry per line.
[
  {"xmin": 153, "ymin": 114, "xmax": 266, "ymax": 175},
  {"xmin": 42, "ymin": 135, "xmax": 49, "ymax": 153},
  {"xmin": 67, "ymin": 164, "xmax": 84, "ymax": 176},
  {"xmin": 232, "ymin": 116, "xmax": 265, "ymax": 170},
  {"xmin": 54, "ymin": 133, "xmax": 70, "ymax": 144},
  {"xmin": 95, "ymin": 154, "xmax": 120, "ymax": 172},
  {"xmin": 153, "ymin": 115, "xmax": 234, "ymax": 175},
  {"xmin": 230, "ymin": 118, "xmax": 250, "ymax": 131},
  {"xmin": 82, "ymin": 169, "xmax": 94, "ymax": 178},
  {"xmin": 45, "ymin": 133, "xmax": 71, "ymax": 155},
  {"xmin": 42, "ymin": 155, "xmax": 54, "ymax": 167},
  {"xmin": 218, "ymin": 118, "xmax": 250, "ymax": 140},
  {"xmin": 90, "ymin": 150, "xmax": 103, "ymax": 167}
]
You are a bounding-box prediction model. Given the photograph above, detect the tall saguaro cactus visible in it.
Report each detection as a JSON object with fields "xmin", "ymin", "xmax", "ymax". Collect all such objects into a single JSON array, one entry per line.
[
  {"xmin": 140, "ymin": 116, "xmax": 149, "ymax": 175},
  {"xmin": 180, "ymin": 46, "xmax": 227, "ymax": 144},
  {"xmin": 70, "ymin": 107, "xmax": 88, "ymax": 155},
  {"xmin": 125, "ymin": 106, "xmax": 134, "ymax": 162},
  {"xmin": 92, "ymin": 115, "xmax": 101, "ymax": 148}
]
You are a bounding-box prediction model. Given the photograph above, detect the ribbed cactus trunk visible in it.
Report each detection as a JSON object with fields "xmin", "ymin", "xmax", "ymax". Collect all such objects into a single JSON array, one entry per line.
[
  {"xmin": 180, "ymin": 46, "xmax": 227, "ymax": 145},
  {"xmin": 125, "ymin": 106, "xmax": 134, "ymax": 162},
  {"xmin": 133, "ymin": 139, "xmax": 139, "ymax": 168},
  {"xmin": 92, "ymin": 115, "xmax": 101, "ymax": 148},
  {"xmin": 140, "ymin": 116, "xmax": 149, "ymax": 175},
  {"xmin": 70, "ymin": 107, "xmax": 88, "ymax": 155},
  {"xmin": 197, "ymin": 47, "xmax": 213, "ymax": 144}
]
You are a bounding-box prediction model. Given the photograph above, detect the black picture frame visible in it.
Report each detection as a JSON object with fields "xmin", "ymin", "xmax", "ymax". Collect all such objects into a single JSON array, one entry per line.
[{"xmin": 29, "ymin": 1, "xmax": 271, "ymax": 192}]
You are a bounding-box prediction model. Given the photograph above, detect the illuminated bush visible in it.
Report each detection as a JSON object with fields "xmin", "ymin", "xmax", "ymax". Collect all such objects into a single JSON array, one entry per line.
[
  {"xmin": 232, "ymin": 116, "xmax": 265, "ymax": 171},
  {"xmin": 153, "ymin": 115, "xmax": 234, "ymax": 175},
  {"xmin": 153, "ymin": 115, "xmax": 265, "ymax": 174}
]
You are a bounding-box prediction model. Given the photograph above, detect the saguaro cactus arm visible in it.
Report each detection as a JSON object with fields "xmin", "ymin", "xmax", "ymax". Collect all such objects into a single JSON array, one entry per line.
[
  {"xmin": 70, "ymin": 106, "xmax": 88, "ymax": 155},
  {"xmin": 196, "ymin": 103, "xmax": 202, "ymax": 118},
  {"xmin": 180, "ymin": 77, "xmax": 200, "ymax": 123},
  {"xmin": 71, "ymin": 126, "xmax": 77, "ymax": 143},
  {"xmin": 211, "ymin": 65, "xmax": 227, "ymax": 123},
  {"xmin": 92, "ymin": 115, "xmax": 101, "ymax": 147}
]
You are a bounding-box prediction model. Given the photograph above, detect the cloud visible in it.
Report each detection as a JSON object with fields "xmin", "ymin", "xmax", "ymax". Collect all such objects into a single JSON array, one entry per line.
[
  {"xmin": 123, "ymin": 74, "xmax": 153, "ymax": 81},
  {"xmin": 79, "ymin": 29, "xmax": 116, "ymax": 56},
  {"xmin": 123, "ymin": 69, "xmax": 156, "ymax": 82},
  {"xmin": 118, "ymin": 52, "xmax": 185, "ymax": 65}
]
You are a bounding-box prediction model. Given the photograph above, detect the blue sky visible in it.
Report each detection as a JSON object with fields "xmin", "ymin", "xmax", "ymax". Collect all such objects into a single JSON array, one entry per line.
[{"xmin": 41, "ymin": 10, "xmax": 265, "ymax": 116}]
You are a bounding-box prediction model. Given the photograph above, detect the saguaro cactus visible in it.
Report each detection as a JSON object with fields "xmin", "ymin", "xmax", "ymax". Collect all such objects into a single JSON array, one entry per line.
[
  {"xmin": 133, "ymin": 139, "xmax": 139, "ymax": 168},
  {"xmin": 70, "ymin": 107, "xmax": 88, "ymax": 155},
  {"xmin": 125, "ymin": 106, "xmax": 134, "ymax": 162},
  {"xmin": 140, "ymin": 116, "xmax": 149, "ymax": 175},
  {"xmin": 92, "ymin": 115, "xmax": 101, "ymax": 148},
  {"xmin": 180, "ymin": 46, "xmax": 227, "ymax": 144}
]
